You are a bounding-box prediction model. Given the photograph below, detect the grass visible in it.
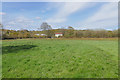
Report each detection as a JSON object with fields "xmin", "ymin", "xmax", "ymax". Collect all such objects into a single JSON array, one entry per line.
[{"xmin": 2, "ymin": 38, "xmax": 118, "ymax": 78}]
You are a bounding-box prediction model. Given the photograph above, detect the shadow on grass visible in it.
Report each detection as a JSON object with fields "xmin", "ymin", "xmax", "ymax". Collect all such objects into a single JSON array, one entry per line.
[{"xmin": 2, "ymin": 45, "xmax": 37, "ymax": 54}]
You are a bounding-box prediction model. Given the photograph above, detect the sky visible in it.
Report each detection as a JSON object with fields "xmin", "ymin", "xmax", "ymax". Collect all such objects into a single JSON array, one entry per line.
[{"xmin": 0, "ymin": 2, "xmax": 118, "ymax": 30}]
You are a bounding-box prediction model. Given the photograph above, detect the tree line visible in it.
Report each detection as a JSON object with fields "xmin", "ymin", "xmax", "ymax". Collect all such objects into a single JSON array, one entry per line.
[{"xmin": 0, "ymin": 22, "xmax": 119, "ymax": 40}]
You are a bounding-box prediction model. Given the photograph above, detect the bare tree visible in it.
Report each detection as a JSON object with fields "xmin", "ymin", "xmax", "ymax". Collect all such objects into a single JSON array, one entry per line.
[
  {"xmin": 40, "ymin": 22, "xmax": 53, "ymax": 38},
  {"xmin": 40, "ymin": 22, "xmax": 52, "ymax": 31}
]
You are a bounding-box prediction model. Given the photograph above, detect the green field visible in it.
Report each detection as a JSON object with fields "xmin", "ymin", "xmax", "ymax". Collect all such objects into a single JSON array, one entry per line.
[{"xmin": 2, "ymin": 39, "xmax": 118, "ymax": 78}]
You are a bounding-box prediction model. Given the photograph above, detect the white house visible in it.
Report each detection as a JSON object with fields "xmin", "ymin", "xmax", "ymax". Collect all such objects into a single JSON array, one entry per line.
[
  {"xmin": 34, "ymin": 34, "xmax": 40, "ymax": 36},
  {"xmin": 34, "ymin": 34, "xmax": 47, "ymax": 36},
  {"xmin": 40, "ymin": 34, "xmax": 47, "ymax": 36},
  {"xmin": 55, "ymin": 33, "xmax": 63, "ymax": 38}
]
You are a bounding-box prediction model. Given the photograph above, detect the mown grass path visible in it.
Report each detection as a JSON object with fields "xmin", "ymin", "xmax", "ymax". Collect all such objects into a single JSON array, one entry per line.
[{"xmin": 2, "ymin": 39, "xmax": 118, "ymax": 78}]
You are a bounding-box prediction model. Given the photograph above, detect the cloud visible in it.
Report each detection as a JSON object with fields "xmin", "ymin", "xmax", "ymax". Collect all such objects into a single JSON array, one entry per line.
[
  {"xmin": 40, "ymin": 4, "xmax": 58, "ymax": 14},
  {"xmin": 0, "ymin": 12, "xmax": 6, "ymax": 15},
  {"xmin": 15, "ymin": 16, "xmax": 34, "ymax": 23},
  {"xmin": 35, "ymin": 17, "xmax": 41, "ymax": 19},
  {"xmin": 5, "ymin": 25, "xmax": 12, "ymax": 28},
  {"xmin": 4, "ymin": 16, "xmax": 35, "ymax": 30},
  {"xmin": 85, "ymin": 3, "xmax": 117, "ymax": 23},
  {"xmin": 41, "ymin": 10, "xmax": 46, "ymax": 13},
  {"xmin": 78, "ymin": 2, "xmax": 118, "ymax": 29},
  {"xmin": 8, "ymin": 21, "xmax": 16, "ymax": 25},
  {"xmin": 46, "ymin": 2, "xmax": 96, "ymax": 23},
  {"xmin": 47, "ymin": 18, "xmax": 66, "ymax": 23}
]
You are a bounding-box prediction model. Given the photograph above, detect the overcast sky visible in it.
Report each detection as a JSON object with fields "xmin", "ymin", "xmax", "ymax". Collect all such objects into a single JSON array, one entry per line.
[{"xmin": 1, "ymin": 2, "xmax": 118, "ymax": 30}]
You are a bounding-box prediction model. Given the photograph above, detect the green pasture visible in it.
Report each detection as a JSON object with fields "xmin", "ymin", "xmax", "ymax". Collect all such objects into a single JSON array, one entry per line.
[{"xmin": 2, "ymin": 39, "xmax": 118, "ymax": 78}]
